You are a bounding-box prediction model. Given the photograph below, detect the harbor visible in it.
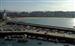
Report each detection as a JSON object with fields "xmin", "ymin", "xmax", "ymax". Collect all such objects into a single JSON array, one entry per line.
[
  {"xmin": 0, "ymin": 10, "xmax": 75, "ymax": 46},
  {"xmin": 1, "ymin": 0, "xmax": 75, "ymax": 46},
  {"xmin": 0, "ymin": 21, "xmax": 75, "ymax": 45}
]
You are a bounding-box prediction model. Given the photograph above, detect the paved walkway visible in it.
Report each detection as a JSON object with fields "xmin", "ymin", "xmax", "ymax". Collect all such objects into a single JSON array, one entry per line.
[{"xmin": 0, "ymin": 29, "xmax": 75, "ymax": 39}]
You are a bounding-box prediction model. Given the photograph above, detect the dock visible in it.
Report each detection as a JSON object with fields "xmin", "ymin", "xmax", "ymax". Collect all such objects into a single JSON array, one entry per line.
[{"xmin": 0, "ymin": 21, "xmax": 75, "ymax": 44}]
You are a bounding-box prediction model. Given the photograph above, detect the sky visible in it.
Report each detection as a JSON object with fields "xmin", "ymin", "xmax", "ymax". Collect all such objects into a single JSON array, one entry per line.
[{"xmin": 0, "ymin": 0, "xmax": 75, "ymax": 11}]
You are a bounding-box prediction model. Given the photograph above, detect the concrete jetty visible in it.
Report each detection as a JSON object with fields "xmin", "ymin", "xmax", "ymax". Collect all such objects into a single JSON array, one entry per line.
[{"xmin": 0, "ymin": 21, "xmax": 75, "ymax": 44}]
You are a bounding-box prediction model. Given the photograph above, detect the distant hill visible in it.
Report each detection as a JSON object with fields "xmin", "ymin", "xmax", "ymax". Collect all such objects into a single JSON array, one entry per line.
[{"xmin": 0, "ymin": 11, "xmax": 75, "ymax": 18}]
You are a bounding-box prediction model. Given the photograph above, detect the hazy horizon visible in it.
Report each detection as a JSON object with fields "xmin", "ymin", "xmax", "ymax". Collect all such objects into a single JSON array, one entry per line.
[{"xmin": 0, "ymin": 0, "xmax": 74, "ymax": 12}]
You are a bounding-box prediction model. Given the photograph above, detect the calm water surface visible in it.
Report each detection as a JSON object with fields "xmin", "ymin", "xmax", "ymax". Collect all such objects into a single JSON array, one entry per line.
[
  {"xmin": 14, "ymin": 17, "xmax": 75, "ymax": 28},
  {"xmin": 0, "ymin": 39, "xmax": 74, "ymax": 46}
]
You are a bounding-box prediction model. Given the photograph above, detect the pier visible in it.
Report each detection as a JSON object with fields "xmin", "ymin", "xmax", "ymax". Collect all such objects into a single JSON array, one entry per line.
[{"xmin": 0, "ymin": 21, "xmax": 75, "ymax": 45}]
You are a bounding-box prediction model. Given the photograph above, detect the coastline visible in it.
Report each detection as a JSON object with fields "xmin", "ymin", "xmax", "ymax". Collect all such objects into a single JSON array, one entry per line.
[{"xmin": 12, "ymin": 17, "xmax": 75, "ymax": 19}]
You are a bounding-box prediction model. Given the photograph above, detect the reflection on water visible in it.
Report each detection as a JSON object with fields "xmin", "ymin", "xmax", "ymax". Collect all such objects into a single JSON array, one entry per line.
[{"xmin": 13, "ymin": 17, "xmax": 75, "ymax": 28}]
